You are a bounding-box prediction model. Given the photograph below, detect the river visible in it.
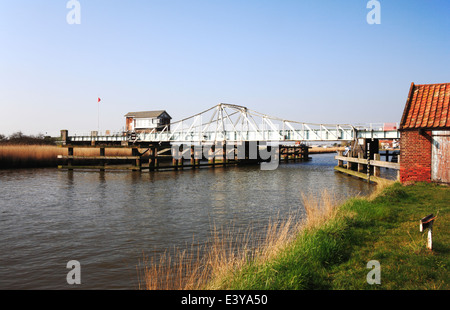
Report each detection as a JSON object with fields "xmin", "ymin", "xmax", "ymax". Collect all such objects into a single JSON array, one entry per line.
[{"xmin": 0, "ymin": 153, "xmax": 377, "ymax": 289}]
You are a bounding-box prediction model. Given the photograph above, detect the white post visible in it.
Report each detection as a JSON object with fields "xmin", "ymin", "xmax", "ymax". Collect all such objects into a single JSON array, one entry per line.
[
  {"xmin": 420, "ymin": 214, "xmax": 436, "ymax": 251},
  {"xmin": 427, "ymin": 223, "xmax": 433, "ymax": 250}
]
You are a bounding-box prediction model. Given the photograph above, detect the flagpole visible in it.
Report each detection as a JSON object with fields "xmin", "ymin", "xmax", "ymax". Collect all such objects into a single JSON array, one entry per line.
[{"xmin": 97, "ymin": 97, "xmax": 101, "ymax": 134}]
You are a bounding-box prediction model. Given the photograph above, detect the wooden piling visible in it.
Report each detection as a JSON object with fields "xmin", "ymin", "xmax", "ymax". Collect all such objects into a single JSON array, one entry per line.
[
  {"xmin": 210, "ymin": 144, "xmax": 216, "ymax": 168},
  {"xmin": 374, "ymin": 154, "xmax": 380, "ymax": 177},
  {"xmin": 68, "ymin": 147, "xmax": 73, "ymax": 170},
  {"xmin": 179, "ymin": 147, "xmax": 184, "ymax": 170},
  {"xmin": 172, "ymin": 145, "xmax": 179, "ymax": 171},
  {"xmin": 149, "ymin": 148, "xmax": 155, "ymax": 171},
  {"xmin": 358, "ymin": 153, "xmax": 364, "ymax": 172},
  {"xmin": 58, "ymin": 141, "xmax": 313, "ymax": 172},
  {"xmin": 132, "ymin": 148, "xmax": 141, "ymax": 170},
  {"xmin": 222, "ymin": 143, "xmax": 227, "ymax": 167},
  {"xmin": 100, "ymin": 147, "xmax": 105, "ymax": 171}
]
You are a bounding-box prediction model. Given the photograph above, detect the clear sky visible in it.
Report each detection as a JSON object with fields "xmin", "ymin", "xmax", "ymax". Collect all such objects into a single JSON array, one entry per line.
[{"xmin": 0, "ymin": 0, "xmax": 449, "ymax": 136}]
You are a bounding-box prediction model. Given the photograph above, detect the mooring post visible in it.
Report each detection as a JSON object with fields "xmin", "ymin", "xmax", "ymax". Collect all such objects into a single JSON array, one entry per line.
[
  {"xmin": 172, "ymin": 155, "xmax": 178, "ymax": 170},
  {"xmin": 210, "ymin": 144, "xmax": 216, "ymax": 168},
  {"xmin": 420, "ymin": 214, "xmax": 436, "ymax": 250},
  {"xmin": 190, "ymin": 145, "xmax": 196, "ymax": 169},
  {"xmin": 154, "ymin": 146, "xmax": 159, "ymax": 170},
  {"xmin": 172, "ymin": 145, "xmax": 179, "ymax": 171},
  {"xmin": 358, "ymin": 152, "xmax": 364, "ymax": 172},
  {"xmin": 244, "ymin": 141, "xmax": 250, "ymax": 160},
  {"xmin": 179, "ymin": 146, "xmax": 184, "ymax": 170},
  {"xmin": 222, "ymin": 143, "xmax": 227, "ymax": 167},
  {"xmin": 68, "ymin": 147, "xmax": 74, "ymax": 170},
  {"xmin": 149, "ymin": 148, "xmax": 155, "ymax": 171},
  {"xmin": 366, "ymin": 142, "xmax": 371, "ymax": 183},
  {"xmin": 61, "ymin": 130, "xmax": 68, "ymax": 145},
  {"xmin": 278, "ymin": 145, "xmax": 282, "ymax": 164},
  {"xmin": 132, "ymin": 148, "xmax": 141, "ymax": 170},
  {"xmin": 347, "ymin": 156, "xmax": 352, "ymax": 170},
  {"xmin": 374, "ymin": 154, "xmax": 380, "ymax": 177},
  {"xmin": 256, "ymin": 141, "xmax": 261, "ymax": 162},
  {"xmin": 100, "ymin": 147, "xmax": 105, "ymax": 171}
]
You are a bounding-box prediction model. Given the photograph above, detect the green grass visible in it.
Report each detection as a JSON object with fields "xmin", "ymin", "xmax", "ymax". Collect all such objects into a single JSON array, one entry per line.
[{"xmin": 213, "ymin": 182, "xmax": 449, "ymax": 290}]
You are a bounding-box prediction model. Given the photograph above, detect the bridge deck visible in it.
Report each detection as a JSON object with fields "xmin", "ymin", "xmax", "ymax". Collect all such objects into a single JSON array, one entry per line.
[{"xmin": 67, "ymin": 129, "xmax": 399, "ymax": 144}]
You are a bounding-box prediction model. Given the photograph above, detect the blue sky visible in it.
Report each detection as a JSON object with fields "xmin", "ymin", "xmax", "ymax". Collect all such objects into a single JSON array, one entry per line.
[{"xmin": 0, "ymin": 0, "xmax": 449, "ymax": 136}]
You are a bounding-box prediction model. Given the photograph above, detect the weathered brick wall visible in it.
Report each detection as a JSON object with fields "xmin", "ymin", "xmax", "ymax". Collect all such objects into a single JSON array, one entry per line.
[{"xmin": 399, "ymin": 130, "xmax": 432, "ymax": 183}]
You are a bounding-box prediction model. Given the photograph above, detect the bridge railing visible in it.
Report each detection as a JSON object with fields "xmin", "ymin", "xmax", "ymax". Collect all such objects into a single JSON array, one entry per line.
[{"xmin": 65, "ymin": 104, "xmax": 400, "ymax": 143}]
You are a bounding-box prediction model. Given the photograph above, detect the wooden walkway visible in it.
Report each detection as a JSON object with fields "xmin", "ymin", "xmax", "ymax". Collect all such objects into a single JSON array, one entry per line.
[
  {"xmin": 57, "ymin": 143, "xmax": 310, "ymax": 171},
  {"xmin": 334, "ymin": 151, "xmax": 400, "ymax": 183}
]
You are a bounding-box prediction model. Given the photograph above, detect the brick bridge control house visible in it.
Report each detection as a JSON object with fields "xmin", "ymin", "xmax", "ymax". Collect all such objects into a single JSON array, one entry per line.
[
  {"xmin": 399, "ymin": 82, "xmax": 450, "ymax": 184},
  {"xmin": 125, "ymin": 110, "xmax": 171, "ymax": 133}
]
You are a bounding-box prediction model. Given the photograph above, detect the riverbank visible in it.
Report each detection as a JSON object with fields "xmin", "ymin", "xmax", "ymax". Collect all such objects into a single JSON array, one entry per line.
[{"xmin": 204, "ymin": 181, "xmax": 449, "ymax": 290}]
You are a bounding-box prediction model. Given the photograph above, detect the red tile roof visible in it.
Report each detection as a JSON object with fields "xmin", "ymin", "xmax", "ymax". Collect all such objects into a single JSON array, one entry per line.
[{"xmin": 400, "ymin": 82, "xmax": 450, "ymax": 130}]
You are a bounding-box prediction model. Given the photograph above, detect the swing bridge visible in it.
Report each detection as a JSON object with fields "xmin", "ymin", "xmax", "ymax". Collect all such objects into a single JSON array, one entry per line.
[{"xmin": 68, "ymin": 103, "xmax": 400, "ymax": 145}]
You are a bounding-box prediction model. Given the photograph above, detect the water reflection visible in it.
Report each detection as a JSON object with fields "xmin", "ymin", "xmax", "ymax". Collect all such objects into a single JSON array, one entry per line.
[{"xmin": 0, "ymin": 153, "xmax": 374, "ymax": 289}]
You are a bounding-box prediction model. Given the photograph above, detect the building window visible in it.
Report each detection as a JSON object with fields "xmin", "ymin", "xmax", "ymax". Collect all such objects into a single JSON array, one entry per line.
[{"xmin": 136, "ymin": 119, "xmax": 153, "ymax": 128}]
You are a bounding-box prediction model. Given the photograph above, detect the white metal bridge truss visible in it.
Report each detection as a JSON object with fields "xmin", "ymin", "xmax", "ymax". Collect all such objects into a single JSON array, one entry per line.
[{"xmin": 70, "ymin": 103, "xmax": 400, "ymax": 144}]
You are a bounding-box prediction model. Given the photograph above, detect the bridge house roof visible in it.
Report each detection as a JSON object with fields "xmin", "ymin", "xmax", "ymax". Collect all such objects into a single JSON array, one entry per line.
[
  {"xmin": 124, "ymin": 110, "xmax": 171, "ymax": 119},
  {"xmin": 400, "ymin": 82, "xmax": 450, "ymax": 130}
]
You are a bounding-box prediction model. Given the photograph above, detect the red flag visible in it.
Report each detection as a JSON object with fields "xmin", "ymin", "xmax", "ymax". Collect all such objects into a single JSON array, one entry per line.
[{"xmin": 98, "ymin": 97, "xmax": 101, "ymax": 103}]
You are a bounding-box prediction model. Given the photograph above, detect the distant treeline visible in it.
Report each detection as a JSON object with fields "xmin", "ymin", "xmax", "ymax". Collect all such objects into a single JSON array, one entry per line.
[{"xmin": 0, "ymin": 131, "xmax": 58, "ymax": 145}]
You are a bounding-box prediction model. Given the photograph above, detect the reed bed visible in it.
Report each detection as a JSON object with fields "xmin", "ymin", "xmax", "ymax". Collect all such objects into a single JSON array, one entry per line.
[
  {"xmin": 300, "ymin": 189, "xmax": 343, "ymax": 229},
  {"xmin": 137, "ymin": 190, "xmax": 342, "ymax": 290},
  {"xmin": 0, "ymin": 145, "xmax": 134, "ymax": 169},
  {"xmin": 0, "ymin": 145, "xmax": 65, "ymax": 168},
  {"xmin": 309, "ymin": 146, "xmax": 345, "ymax": 154}
]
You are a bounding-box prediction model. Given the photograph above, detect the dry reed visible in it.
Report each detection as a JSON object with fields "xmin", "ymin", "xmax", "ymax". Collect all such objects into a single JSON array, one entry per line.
[
  {"xmin": 367, "ymin": 178, "xmax": 395, "ymax": 201},
  {"xmin": 300, "ymin": 189, "xmax": 342, "ymax": 229},
  {"xmin": 0, "ymin": 145, "xmax": 135, "ymax": 168},
  {"xmin": 138, "ymin": 190, "xmax": 341, "ymax": 290},
  {"xmin": 309, "ymin": 147, "xmax": 345, "ymax": 154}
]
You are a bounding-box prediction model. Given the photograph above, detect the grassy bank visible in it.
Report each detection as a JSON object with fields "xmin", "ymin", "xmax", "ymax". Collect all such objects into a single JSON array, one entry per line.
[
  {"xmin": 139, "ymin": 182, "xmax": 449, "ymax": 290},
  {"xmin": 209, "ymin": 182, "xmax": 449, "ymax": 290}
]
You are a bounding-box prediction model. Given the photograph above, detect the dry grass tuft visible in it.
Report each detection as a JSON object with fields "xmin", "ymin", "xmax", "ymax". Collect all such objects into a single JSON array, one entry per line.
[
  {"xmin": 301, "ymin": 189, "xmax": 342, "ymax": 229},
  {"xmin": 137, "ymin": 215, "xmax": 306, "ymax": 290},
  {"xmin": 138, "ymin": 190, "xmax": 341, "ymax": 290},
  {"xmin": 367, "ymin": 178, "xmax": 395, "ymax": 201}
]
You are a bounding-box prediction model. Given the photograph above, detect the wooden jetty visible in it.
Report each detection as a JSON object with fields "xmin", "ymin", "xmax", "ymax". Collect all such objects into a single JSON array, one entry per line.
[
  {"xmin": 57, "ymin": 136, "xmax": 310, "ymax": 172},
  {"xmin": 334, "ymin": 140, "xmax": 400, "ymax": 183}
]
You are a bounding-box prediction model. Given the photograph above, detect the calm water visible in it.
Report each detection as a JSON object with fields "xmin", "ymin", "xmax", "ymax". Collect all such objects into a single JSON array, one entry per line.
[{"xmin": 0, "ymin": 153, "xmax": 375, "ymax": 289}]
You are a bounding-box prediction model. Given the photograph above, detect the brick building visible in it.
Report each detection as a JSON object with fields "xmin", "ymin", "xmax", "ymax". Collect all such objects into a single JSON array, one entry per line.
[
  {"xmin": 124, "ymin": 110, "xmax": 171, "ymax": 133},
  {"xmin": 399, "ymin": 82, "xmax": 450, "ymax": 184}
]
